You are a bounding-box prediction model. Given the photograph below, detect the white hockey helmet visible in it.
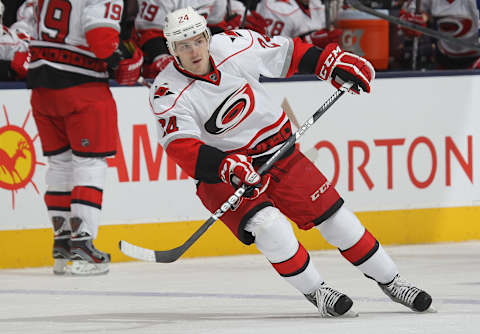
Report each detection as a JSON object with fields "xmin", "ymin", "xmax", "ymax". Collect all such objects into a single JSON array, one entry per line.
[{"xmin": 164, "ymin": 6, "xmax": 211, "ymax": 58}]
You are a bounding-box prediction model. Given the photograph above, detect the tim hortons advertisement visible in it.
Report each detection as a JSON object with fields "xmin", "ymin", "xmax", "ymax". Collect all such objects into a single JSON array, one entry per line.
[{"xmin": 1, "ymin": 76, "xmax": 479, "ymax": 231}]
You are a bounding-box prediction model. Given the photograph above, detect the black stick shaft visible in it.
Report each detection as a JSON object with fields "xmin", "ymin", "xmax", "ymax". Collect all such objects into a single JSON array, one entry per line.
[
  {"xmin": 325, "ymin": 0, "xmax": 331, "ymax": 30},
  {"xmin": 240, "ymin": 0, "xmax": 252, "ymax": 28}
]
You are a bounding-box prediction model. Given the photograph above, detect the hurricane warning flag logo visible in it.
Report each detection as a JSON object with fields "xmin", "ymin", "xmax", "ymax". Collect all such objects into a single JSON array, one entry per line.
[{"xmin": 0, "ymin": 105, "xmax": 45, "ymax": 209}]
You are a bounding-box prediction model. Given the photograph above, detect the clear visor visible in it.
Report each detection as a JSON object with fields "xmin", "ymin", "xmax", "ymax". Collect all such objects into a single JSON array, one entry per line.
[{"xmin": 174, "ymin": 36, "xmax": 208, "ymax": 53}]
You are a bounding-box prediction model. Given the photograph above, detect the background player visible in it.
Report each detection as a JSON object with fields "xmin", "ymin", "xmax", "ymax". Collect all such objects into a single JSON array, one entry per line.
[
  {"xmin": 28, "ymin": 0, "xmax": 143, "ymax": 275},
  {"xmin": 256, "ymin": 0, "xmax": 343, "ymax": 48},
  {"xmin": 400, "ymin": 0, "xmax": 480, "ymax": 69},
  {"xmin": 0, "ymin": 0, "xmax": 30, "ymax": 81}
]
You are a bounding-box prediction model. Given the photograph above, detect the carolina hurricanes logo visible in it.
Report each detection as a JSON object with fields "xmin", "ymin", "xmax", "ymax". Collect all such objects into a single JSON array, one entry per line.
[
  {"xmin": 0, "ymin": 105, "xmax": 45, "ymax": 209},
  {"xmin": 205, "ymin": 84, "xmax": 255, "ymax": 135},
  {"xmin": 437, "ymin": 17, "xmax": 472, "ymax": 38}
]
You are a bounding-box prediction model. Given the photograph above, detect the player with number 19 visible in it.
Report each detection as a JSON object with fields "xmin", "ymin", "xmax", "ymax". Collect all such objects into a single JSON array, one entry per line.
[
  {"xmin": 28, "ymin": 0, "xmax": 143, "ymax": 276},
  {"xmin": 149, "ymin": 6, "xmax": 433, "ymax": 316}
]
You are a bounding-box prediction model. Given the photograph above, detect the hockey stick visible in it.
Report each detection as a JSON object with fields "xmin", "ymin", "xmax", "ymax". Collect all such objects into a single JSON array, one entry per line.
[
  {"xmin": 226, "ymin": 0, "xmax": 232, "ymax": 18},
  {"xmin": 240, "ymin": 0, "xmax": 252, "ymax": 28},
  {"xmin": 282, "ymin": 97, "xmax": 320, "ymax": 163},
  {"xmin": 281, "ymin": 97, "xmax": 300, "ymax": 129},
  {"xmin": 119, "ymin": 82, "xmax": 354, "ymax": 263},
  {"xmin": 325, "ymin": 0, "xmax": 331, "ymax": 31},
  {"xmin": 347, "ymin": 0, "xmax": 480, "ymax": 52},
  {"xmin": 411, "ymin": 0, "xmax": 421, "ymax": 70},
  {"xmin": 137, "ymin": 76, "xmax": 152, "ymax": 88}
]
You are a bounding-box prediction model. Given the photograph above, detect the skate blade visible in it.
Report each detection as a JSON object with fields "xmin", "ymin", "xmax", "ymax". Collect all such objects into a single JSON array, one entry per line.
[
  {"xmin": 412, "ymin": 305, "xmax": 437, "ymax": 313},
  {"xmin": 339, "ymin": 309, "xmax": 359, "ymax": 318},
  {"xmin": 53, "ymin": 259, "xmax": 69, "ymax": 275},
  {"xmin": 71, "ymin": 261, "xmax": 109, "ymax": 276},
  {"xmin": 322, "ymin": 309, "xmax": 359, "ymax": 318}
]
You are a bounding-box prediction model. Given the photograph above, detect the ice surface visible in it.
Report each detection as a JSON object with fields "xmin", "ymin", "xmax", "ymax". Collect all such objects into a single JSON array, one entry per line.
[{"xmin": 1, "ymin": 242, "xmax": 479, "ymax": 333}]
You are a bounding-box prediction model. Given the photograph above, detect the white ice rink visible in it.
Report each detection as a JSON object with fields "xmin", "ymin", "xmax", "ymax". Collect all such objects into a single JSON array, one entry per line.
[{"xmin": 1, "ymin": 241, "xmax": 479, "ymax": 334}]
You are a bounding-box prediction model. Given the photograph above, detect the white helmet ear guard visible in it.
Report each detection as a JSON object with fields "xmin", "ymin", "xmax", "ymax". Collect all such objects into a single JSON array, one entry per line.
[{"xmin": 163, "ymin": 6, "xmax": 211, "ymax": 58}]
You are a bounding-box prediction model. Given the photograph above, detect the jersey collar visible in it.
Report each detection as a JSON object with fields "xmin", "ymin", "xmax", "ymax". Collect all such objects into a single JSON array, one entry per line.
[{"xmin": 174, "ymin": 56, "xmax": 221, "ymax": 85}]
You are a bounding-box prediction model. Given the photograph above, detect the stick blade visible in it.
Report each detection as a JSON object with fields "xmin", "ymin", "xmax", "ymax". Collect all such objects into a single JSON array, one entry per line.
[
  {"xmin": 119, "ymin": 240, "xmax": 156, "ymax": 262},
  {"xmin": 119, "ymin": 240, "xmax": 185, "ymax": 263}
]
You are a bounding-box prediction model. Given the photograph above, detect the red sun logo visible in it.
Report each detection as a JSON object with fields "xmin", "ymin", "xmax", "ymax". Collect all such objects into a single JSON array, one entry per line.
[{"xmin": 0, "ymin": 105, "xmax": 45, "ymax": 209}]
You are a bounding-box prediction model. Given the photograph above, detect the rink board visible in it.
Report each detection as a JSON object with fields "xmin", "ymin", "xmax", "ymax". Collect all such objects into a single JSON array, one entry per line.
[
  {"xmin": 1, "ymin": 73, "xmax": 480, "ymax": 268},
  {"xmin": 1, "ymin": 206, "xmax": 480, "ymax": 268}
]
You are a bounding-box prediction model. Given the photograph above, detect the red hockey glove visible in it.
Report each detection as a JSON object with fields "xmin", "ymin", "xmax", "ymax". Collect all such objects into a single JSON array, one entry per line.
[
  {"xmin": 11, "ymin": 51, "xmax": 29, "ymax": 79},
  {"xmin": 244, "ymin": 11, "xmax": 268, "ymax": 35},
  {"xmin": 304, "ymin": 28, "xmax": 343, "ymax": 49},
  {"xmin": 316, "ymin": 43, "xmax": 374, "ymax": 94},
  {"xmin": 399, "ymin": 10, "xmax": 427, "ymax": 37},
  {"xmin": 219, "ymin": 154, "xmax": 270, "ymax": 200},
  {"xmin": 142, "ymin": 54, "xmax": 174, "ymax": 79},
  {"xmin": 114, "ymin": 45, "xmax": 143, "ymax": 85}
]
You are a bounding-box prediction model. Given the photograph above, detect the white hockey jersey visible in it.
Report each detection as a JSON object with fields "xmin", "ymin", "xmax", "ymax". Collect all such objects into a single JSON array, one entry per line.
[
  {"xmin": 256, "ymin": 0, "xmax": 326, "ymax": 37},
  {"xmin": 149, "ymin": 30, "xmax": 295, "ymax": 175},
  {"xmin": 404, "ymin": 0, "xmax": 480, "ymax": 57},
  {"xmin": 135, "ymin": 0, "xmax": 227, "ymax": 33},
  {"xmin": 0, "ymin": 26, "xmax": 28, "ymax": 61},
  {"xmin": 28, "ymin": 0, "xmax": 123, "ymax": 88}
]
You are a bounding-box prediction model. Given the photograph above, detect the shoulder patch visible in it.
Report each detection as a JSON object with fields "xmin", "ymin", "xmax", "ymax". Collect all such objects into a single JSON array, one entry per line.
[
  {"xmin": 219, "ymin": 30, "xmax": 246, "ymax": 43},
  {"xmin": 153, "ymin": 83, "xmax": 174, "ymax": 99}
]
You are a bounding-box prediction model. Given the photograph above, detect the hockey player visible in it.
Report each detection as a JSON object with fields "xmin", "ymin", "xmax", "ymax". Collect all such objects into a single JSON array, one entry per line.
[
  {"xmin": 256, "ymin": 0, "xmax": 343, "ymax": 49},
  {"xmin": 0, "ymin": 0, "xmax": 29, "ymax": 81},
  {"xmin": 148, "ymin": 6, "xmax": 433, "ymax": 316},
  {"xmin": 400, "ymin": 0, "xmax": 480, "ymax": 69},
  {"xmin": 28, "ymin": 0, "xmax": 143, "ymax": 275},
  {"xmin": 135, "ymin": 0, "xmax": 268, "ymax": 79}
]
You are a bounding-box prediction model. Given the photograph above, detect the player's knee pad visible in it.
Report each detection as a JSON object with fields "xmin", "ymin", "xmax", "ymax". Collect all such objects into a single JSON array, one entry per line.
[
  {"xmin": 245, "ymin": 206, "xmax": 298, "ymax": 262},
  {"xmin": 45, "ymin": 150, "xmax": 73, "ymax": 191},
  {"xmin": 72, "ymin": 156, "xmax": 107, "ymax": 188},
  {"xmin": 315, "ymin": 206, "xmax": 365, "ymax": 250}
]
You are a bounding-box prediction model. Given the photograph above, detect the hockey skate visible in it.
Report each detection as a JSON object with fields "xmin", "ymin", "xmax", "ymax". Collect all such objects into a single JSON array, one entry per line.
[
  {"xmin": 70, "ymin": 235, "xmax": 111, "ymax": 275},
  {"xmin": 304, "ymin": 283, "xmax": 358, "ymax": 317},
  {"xmin": 378, "ymin": 274, "xmax": 434, "ymax": 312},
  {"xmin": 51, "ymin": 216, "xmax": 71, "ymax": 275},
  {"xmin": 70, "ymin": 217, "xmax": 110, "ymax": 276}
]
